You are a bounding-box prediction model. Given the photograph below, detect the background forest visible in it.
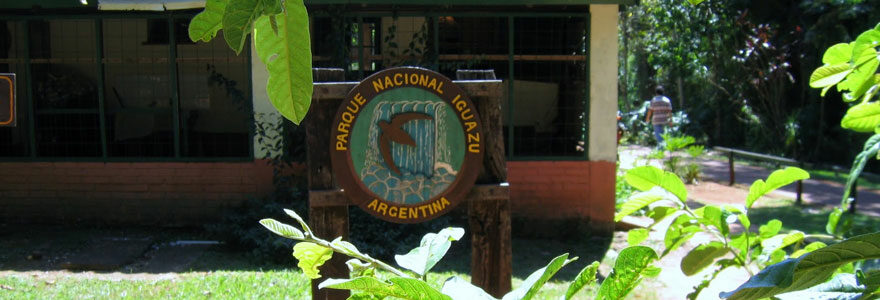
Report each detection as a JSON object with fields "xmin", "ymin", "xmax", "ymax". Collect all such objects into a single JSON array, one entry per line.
[{"xmin": 619, "ymin": 0, "xmax": 880, "ymax": 167}]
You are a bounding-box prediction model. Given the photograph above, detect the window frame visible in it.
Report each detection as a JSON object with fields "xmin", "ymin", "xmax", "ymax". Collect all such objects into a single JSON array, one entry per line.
[{"xmin": 0, "ymin": 12, "xmax": 255, "ymax": 162}]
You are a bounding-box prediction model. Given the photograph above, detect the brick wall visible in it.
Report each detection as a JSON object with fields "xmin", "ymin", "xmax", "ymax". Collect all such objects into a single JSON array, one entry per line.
[
  {"xmin": 507, "ymin": 160, "xmax": 615, "ymax": 234},
  {"xmin": 0, "ymin": 160, "xmax": 286, "ymax": 225}
]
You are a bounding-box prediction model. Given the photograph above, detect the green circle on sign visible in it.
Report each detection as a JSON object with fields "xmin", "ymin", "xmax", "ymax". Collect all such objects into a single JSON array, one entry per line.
[{"xmin": 349, "ymin": 87, "xmax": 465, "ymax": 205}]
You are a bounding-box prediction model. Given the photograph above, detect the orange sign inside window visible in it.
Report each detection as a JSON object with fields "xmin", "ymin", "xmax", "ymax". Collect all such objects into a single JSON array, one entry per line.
[{"xmin": 0, "ymin": 73, "xmax": 14, "ymax": 127}]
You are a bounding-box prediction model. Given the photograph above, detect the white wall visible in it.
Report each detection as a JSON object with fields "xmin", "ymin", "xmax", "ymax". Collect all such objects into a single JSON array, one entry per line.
[
  {"xmin": 588, "ymin": 4, "xmax": 619, "ymax": 163},
  {"xmin": 251, "ymin": 42, "xmax": 284, "ymax": 159}
]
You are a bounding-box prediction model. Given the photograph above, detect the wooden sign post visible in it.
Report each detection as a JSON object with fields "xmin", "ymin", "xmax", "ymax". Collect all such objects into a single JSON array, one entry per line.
[{"xmin": 304, "ymin": 67, "xmax": 510, "ymax": 299}]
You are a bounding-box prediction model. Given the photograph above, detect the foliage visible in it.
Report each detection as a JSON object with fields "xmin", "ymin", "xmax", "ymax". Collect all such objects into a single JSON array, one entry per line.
[
  {"xmin": 189, "ymin": 0, "xmax": 313, "ymax": 124},
  {"xmin": 260, "ymin": 209, "xmax": 660, "ymax": 300},
  {"xmin": 653, "ymin": 134, "xmax": 705, "ymax": 184},
  {"xmin": 617, "ymin": 165, "xmax": 816, "ymax": 299},
  {"xmin": 810, "ymin": 23, "xmax": 880, "ymax": 237}
]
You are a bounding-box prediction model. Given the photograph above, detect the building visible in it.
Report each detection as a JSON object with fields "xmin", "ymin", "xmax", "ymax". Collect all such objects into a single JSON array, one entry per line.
[{"xmin": 0, "ymin": 0, "xmax": 625, "ymax": 232}]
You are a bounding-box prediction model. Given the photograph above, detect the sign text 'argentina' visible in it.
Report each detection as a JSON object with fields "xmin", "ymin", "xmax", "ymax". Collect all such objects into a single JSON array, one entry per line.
[{"xmin": 330, "ymin": 67, "xmax": 482, "ymax": 223}]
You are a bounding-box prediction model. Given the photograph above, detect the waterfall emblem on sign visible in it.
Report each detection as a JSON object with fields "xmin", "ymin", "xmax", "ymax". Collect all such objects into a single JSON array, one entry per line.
[{"xmin": 330, "ymin": 67, "xmax": 483, "ymax": 223}]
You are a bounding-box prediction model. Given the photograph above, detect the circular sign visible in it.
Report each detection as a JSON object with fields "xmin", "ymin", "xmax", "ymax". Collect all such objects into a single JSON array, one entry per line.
[{"xmin": 330, "ymin": 67, "xmax": 483, "ymax": 223}]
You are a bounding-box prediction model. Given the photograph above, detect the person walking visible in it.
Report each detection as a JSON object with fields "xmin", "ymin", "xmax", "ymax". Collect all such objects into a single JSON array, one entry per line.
[{"xmin": 645, "ymin": 85, "xmax": 673, "ymax": 147}]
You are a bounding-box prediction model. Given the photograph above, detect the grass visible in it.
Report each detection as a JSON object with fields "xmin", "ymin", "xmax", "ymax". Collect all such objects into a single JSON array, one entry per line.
[
  {"xmin": 0, "ymin": 271, "xmax": 311, "ymax": 299},
  {"xmin": 748, "ymin": 199, "xmax": 880, "ymax": 236}
]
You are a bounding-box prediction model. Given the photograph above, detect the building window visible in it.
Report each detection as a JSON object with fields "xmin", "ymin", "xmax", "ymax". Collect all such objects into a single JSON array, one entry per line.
[
  {"xmin": 0, "ymin": 15, "xmax": 252, "ymax": 160},
  {"xmin": 311, "ymin": 12, "xmax": 588, "ymax": 159}
]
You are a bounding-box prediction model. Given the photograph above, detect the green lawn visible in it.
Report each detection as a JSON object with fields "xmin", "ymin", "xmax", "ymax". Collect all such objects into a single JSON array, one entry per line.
[{"xmin": 0, "ymin": 271, "xmax": 311, "ymax": 299}]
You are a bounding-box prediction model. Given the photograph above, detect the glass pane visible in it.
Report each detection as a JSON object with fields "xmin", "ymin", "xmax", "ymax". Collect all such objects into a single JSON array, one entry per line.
[
  {"xmin": 29, "ymin": 19, "xmax": 102, "ymax": 157},
  {"xmin": 0, "ymin": 21, "xmax": 31, "ymax": 157},
  {"xmin": 510, "ymin": 16, "xmax": 587, "ymax": 158},
  {"xmin": 103, "ymin": 18, "xmax": 173, "ymax": 157},
  {"xmin": 177, "ymin": 19, "xmax": 251, "ymax": 158}
]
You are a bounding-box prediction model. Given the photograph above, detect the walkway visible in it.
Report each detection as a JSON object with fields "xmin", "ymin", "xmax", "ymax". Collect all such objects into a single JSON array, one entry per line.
[{"xmin": 619, "ymin": 145, "xmax": 880, "ymax": 217}]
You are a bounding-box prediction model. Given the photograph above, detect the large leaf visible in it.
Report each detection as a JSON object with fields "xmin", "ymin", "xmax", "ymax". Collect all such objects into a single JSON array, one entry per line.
[
  {"xmin": 681, "ymin": 241, "xmax": 727, "ymax": 276},
  {"xmin": 259, "ymin": 218, "xmax": 304, "ymax": 239},
  {"xmin": 624, "ymin": 166, "xmax": 688, "ymax": 204},
  {"xmin": 502, "ymin": 253, "xmax": 576, "ymax": 300},
  {"xmin": 254, "ymin": 0, "xmax": 313, "ymax": 124},
  {"xmin": 822, "ymin": 43, "xmax": 854, "ymax": 65},
  {"xmin": 694, "ymin": 205, "xmax": 729, "ymax": 236},
  {"xmin": 774, "ymin": 273, "xmax": 867, "ymax": 300},
  {"xmin": 852, "ymin": 29, "xmax": 880, "ymax": 59},
  {"xmin": 839, "ymin": 47, "xmax": 880, "ymax": 101},
  {"xmin": 746, "ymin": 167, "xmax": 810, "ymax": 209},
  {"xmin": 320, "ymin": 276, "xmax": 451, "ymax": 300},
  {"xmin": 720, "ymin": 232, "xmax": 880, "ymax": 299},
  {"xmin": 565, "ymin": 261, "xmax": 600, "ymax": 300},
  {"xmin": 441, "ymin": 277, "xmax": 497, "ymax": 300},
  {"xmin": 293, "ymin": 242, "xmax": 334, "ymax": 279},
  {"xmin": 221, "ymin": 0, "xmax": 263, "ymax": 54},
  {"xmin": 395, "ymin": 227, "xmax": 465, "ymax": 276},
  {"xmin": 188, "ymin": 0, "xmax": 227, "ymax": 42},
  {"xmin": 810, "ymin": 63, "xmax": 853, "ymax": 89},
  {"xmin": 597, "ymin": 246, "xmax": 659, "ymax": 300},
  {"xmin": 841, "ymin": 102, "xmax": 880, "ymax": 133},
  {"xmin": 615, "ymin": 187, "xmax": 675, "ymax": 222},
  {"xmin": 663, "ymin": 214, "xmax": 701, "ymax": 256}
]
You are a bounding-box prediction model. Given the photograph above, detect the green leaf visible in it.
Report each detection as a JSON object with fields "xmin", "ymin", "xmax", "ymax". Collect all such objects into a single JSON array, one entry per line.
[
  {"xmin": 810, "ymin": 63, "xmax": 853, "ymax": 89},
  {"xmin": 830, "ymin": 133, "xmax": 880, "ymax": 235},
  {"xmin": 331, "ymin": 237, "xmax": 364, "ymax": 257},
  {"xmin": 663, "ymin": 214, "xmax": 701, "ymax": 256},
  {"xmin": 842, "ymin": 102, "xmax": 880, "ymax": 133},
  {"xmin": 759, "ymin": 219, "xmax": 783, "ymax": 239},
  {"xmin": 839, "ymin": 47, "xmax": 880, "ymax": 101},
  {"xmin": 680, "ymin": 241, "xmax": 727, "ymax": 276},
  {"xmin": 395, "ymin": 227, "xmax": 465, "ymax": 276},
  {"xmin": 320, "ymin": 276, "xmax": 451, "ymax": 300},
  {"xmin": 293, "ymin": 242, "xmax": 334, "ymax": 279},
  {"xmin": 188, "ymin": 0, "xmax": 227, "ymax": 42},
  {"xmin": 686, "ymin": 0, "xmax": 705, "ymax": 5},
  {"xmin": 790, "ymin": 242, "xmax": 827, "ymax": 259},
  {"xmin": 597, "ymin": 246, "xmax": 659, "ymax": 300},
  {"xmin": 283, "ymin": 208, "xmax": 312, "ymax": 235},
  {"xmin": 627, "ymin": 228, "xmax": 650, "ymax": 246},
  {"xmin": 501, "ymin": 253, "xmax": 576, "ymax": 300},
  {"xmin": 647, "ymin": 206, "xmax": 679, "ymax": 224},
  {"xmin": 221, "ymin": 0, "xmax": 263, "ymax": 54},
  {"xmin": 720, "ymin": 232, "xmax": 880, "ymax": 299},
  {"xmin": 853, "ymin": 29, "xmax": 880, "ymax": 59},
  {"xmin": 565, "ymin": 261, "xmax": 600, "ymax": 300},
  {"xmin": 746, "ymin": 167, "xmax": 810, "ymax": 209},
  {"xmin": 615, "ymin": 187, "xmax": 674, "ymax": 222},
  {"xmin": 624, "ymin": 166, "xmax": 688, "ymax": 204},
  {"xmin": 259, "ymin": 218, "xmax": 304, "ymax": 239},
  {"xmin": 694, "ymin": 206, "xmax": 729, "ymax": 236},
  {"xmin": 774, "ymin": 273, "xmax": 867, "ymax": 300},
  {"xmin": 345, "ymin": 259, "xmax": 375, "ymax": 278},
  {"xmin": 822, "ymin": 43, "xmax": 853, "ymax": 65},
  {"xmin": 441, "ymin": 276, "xmax": 497, "ymax": 300},
  {"xmin": 759, "ymin": 231, "xmax": 805, "ymax": 265},
  {"xmin": 254, "ymin": 0, "xmax": 314, "ymax": 124}
]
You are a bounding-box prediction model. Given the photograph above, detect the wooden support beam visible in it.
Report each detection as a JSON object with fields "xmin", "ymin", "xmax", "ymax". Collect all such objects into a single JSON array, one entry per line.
[{"xmin": 468, "ymin": 184, "xmax": 511, "ymax": 298}]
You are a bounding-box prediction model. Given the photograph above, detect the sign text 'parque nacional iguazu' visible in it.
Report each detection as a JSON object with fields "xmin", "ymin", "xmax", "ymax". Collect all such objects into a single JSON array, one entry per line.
[{"xmin": 330, "ymin": 67, "xmax": 483, "ymax": 223}]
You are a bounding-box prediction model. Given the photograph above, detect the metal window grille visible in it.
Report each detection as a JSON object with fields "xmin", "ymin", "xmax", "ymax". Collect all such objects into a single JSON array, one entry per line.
[
  {"xmin": 0, "ymin": 14, "xmax": 253, "ymax": 161},
  {"xmin": 310, "ymin": 9, "xmax": 589, "ymax": 160}
]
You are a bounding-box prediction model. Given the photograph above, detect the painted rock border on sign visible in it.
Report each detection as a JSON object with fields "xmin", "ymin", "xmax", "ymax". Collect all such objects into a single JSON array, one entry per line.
[{"xmin": 330, "ymin": 67, "xmax": 483, "ymax": 223}]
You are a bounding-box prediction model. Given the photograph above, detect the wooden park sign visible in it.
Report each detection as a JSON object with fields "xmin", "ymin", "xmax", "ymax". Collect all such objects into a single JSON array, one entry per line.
[
  {"xmin": 330, "ymin": 67, "xmax": 483, "ymax": 223},
  {"xmin": 306, "ymin": 67, "xmax": 509, "ymax": 300},
  {"xmin": 0, "ymin": 73, "xmax": 15, "ymax": 127}
]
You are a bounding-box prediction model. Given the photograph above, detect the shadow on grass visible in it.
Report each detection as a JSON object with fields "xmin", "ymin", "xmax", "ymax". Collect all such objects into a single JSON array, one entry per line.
[{"xmin": 748, "ymin": 204, "xmax": 880, "ymax": 236}]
